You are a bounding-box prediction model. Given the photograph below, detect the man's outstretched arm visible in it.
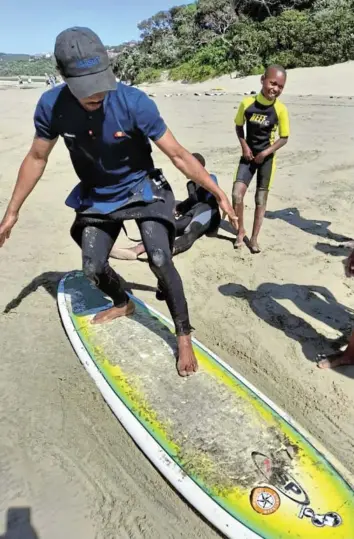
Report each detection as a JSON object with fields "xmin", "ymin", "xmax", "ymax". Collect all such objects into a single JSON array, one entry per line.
[{"xmin": 155, "ymin": 129, "xmax": 238, "ymax": 230}]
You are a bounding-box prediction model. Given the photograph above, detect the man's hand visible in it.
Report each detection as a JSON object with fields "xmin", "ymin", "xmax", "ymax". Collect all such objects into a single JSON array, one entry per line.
[
  {"xmin": 155, "ymin": 130, "xmax": 236, "ymax": 221},
  {"xmin": 254, "ymin": 151, "xmax": 267, "ymax": 165},
  {"xmin": 218, "ymin": 195, "xmax": 238, "ymax": 231},
  {"xmin": 243, "ymin": 146, "xmax": 254, "ymax": 162},
  {"xmin": 0, "ymin": 212, "xmax": 18, "ymax": 247}
]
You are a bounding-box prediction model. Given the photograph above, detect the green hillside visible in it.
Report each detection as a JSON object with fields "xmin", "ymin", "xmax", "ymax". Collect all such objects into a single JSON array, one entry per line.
[{"xmin": 111, "ymin": 0, "xmax": 354, "ymax": 84}]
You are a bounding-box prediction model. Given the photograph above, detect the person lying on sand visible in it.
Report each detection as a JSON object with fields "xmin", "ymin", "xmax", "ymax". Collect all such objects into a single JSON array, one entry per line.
[
  {"xmin": 110, "ymin": 152, "xmax": 221, "ymax": 262},
  {"xmin": 230, "ymin": 65, "xmax": 289, "ymax": 254},
  {"xmin": 0, "ymin": 27, "xmax": 237, "ymax": 378},
  {"xmin": 318, "ymin": 250, "xmax": 354, "ymax": 369}
]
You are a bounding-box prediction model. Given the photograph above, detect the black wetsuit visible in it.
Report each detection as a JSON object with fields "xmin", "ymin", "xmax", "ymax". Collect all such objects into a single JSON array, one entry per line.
[
  {"xmin": 34, "ymin": 83, "xmax": 193, "ymax": 336},
  {"xmin": 173, "ymin": 179, "xmax": 220, "ymax": 256}
]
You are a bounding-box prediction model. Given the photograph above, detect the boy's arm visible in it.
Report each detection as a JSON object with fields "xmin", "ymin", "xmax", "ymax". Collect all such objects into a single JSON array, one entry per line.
[
  {"xmin": 255, "ymin": 104, "xmax": 289, "ymax": 164},
  {"xmin": 175, "ymin": 182, "xmax": 197, "ymax": 215},
  {"xmin": 235, "ymin": 101, "xmax": 253, "ymax": 161},
  {"xmin": 262, "ymin": 137, "xmax": 288, "ymax": 158}
]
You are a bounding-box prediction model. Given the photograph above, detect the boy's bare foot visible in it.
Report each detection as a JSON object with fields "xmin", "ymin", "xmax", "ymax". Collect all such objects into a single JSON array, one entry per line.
[
  {"xmin": 249, "ymin": 237, "xmax": 261, "ymax": 254},
  {"xmin": 92, "ymin": 300, "xmax": 135, "ymax": 324},
  {"xmin": 234, "ymin": 228, "xmax": 246, "ymax": 249},
  {"xmin": 317, "ymin": 350, "xmax": 354, "ymax": 369},
  {"xmin": 177, "ymin": 334, "xmax": 198, "ymax": 377},
  {"xmin": 110, "ymin": 247, "xmax": 138, "ymax": 260},
  {"xmin": 110, "ymin": 243, "xmax": 146, "ymax": 260}
]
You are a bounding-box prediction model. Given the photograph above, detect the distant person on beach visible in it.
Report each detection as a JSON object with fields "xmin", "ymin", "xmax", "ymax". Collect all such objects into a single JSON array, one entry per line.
[
  {"xmin": 110, "ymin": 152, "xmax": 221, "ymax": 262},
  {"xmin": 231, "ymin": 65, "xmax": 289, "ymax": 253},
  {"xmin": 318, "ymin": 250, "xmax": 354, "ymax": 370},
  {"xmin": 0, "ymin": 27, "xmax": 237, "ymax": 377}
]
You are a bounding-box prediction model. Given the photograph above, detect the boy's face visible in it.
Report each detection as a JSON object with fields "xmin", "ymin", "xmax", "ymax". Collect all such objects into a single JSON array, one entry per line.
[{"xmin": 261, "ymin": 69, "xmax": 286, "ymax": 100}]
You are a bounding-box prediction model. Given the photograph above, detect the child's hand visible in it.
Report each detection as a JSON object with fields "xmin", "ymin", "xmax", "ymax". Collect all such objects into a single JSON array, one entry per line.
[
  {"xmin": 254, "ymin": 151, "xmax": 267, "ymax": 164},
  {"xmin": 243, "ymin": 146, "xmax": 254, "ymax": 161}
]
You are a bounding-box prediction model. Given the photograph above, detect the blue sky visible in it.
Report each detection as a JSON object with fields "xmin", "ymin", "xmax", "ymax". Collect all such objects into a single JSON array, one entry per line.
[{"xmin": 0, "ymin": 0, "xmax": 188, "ymax": 54}]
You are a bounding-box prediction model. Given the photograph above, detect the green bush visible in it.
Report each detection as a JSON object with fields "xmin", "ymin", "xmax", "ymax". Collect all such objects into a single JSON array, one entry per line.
[
  {"xmin": 229, "ymin": 7, "xmax": 354, "ymax": 76},
  {"xmin": 135, "ymin": 67, "xmax": 162, "ymax": 84},
  {"xmin": 167, "ymin": 40, "xmax": 230, "ymax": 82},
  {"xmin": 169, "ymin": 61, "xmax": 218, "ymax": 82},
  {"xmin": 115, "ymin": 1, "xmax": 354, "ymax": 84}
]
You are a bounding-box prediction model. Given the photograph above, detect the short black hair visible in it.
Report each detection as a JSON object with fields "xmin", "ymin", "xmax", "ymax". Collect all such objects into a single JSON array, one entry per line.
[
  {"xmin": 192, "ymin": 152, "xmax": 206, "ymax": 167},
  {"xmin": 264, "ymin": 64, "xmax": 287, "ymax": 79}
]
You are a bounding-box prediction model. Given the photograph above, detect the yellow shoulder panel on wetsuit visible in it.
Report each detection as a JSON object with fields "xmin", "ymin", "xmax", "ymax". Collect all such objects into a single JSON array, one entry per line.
[
  {"xmin": 234, "ymin": 96, "xmax": 256, "ymax": 126},
  {"xmin": 274, "ymin": 100, "xmax": 290, "ymax": 138}
]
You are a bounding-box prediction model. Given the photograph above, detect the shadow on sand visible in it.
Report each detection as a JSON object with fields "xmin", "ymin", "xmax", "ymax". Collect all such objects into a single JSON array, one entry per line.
[
  {"xmin": 3, "ymin": 271, "xmax": 157, "ymax": 315},
  {"xmin": 0, "ymin": 507, "xmax": 39, "ymax": 539},
  {"xmin": 219, "ymin": 281, "xmax": 354, "ymax": 380},
  {"xmin": 265, "ymin": 207, "xmax": 352, "ymax": 243}
]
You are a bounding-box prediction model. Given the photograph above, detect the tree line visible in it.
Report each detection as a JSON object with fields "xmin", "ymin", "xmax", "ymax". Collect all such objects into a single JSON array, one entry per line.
[
  {"xmin": 1, "ymin": 0, "xmax": 353, "ymax": 83},
  {"xmin": 112, "ymin": 0, "xmax": 354, "ymax": 84},
  {"xmin": 0, "ymin": 58, "xmax": 55, "ymax": 77}
]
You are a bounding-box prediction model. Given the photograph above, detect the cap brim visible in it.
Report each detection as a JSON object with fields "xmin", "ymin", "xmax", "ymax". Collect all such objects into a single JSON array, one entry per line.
[{"xmin": 65, "ymin": 66, "xmax": 116, "ymax": 99}]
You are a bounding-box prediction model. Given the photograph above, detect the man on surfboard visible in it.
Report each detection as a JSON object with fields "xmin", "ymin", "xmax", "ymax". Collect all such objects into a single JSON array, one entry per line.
[
  {"xmin": 0, "ymin": 27, "xmax": 237, "ymax": 377},
  {"xmin": 110, "ymin": 152, "xmax": 221, "ymax": 262}
]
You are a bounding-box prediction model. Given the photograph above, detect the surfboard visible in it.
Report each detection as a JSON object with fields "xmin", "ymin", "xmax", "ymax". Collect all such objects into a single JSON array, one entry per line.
[{"xmin": 58, "ymin": 271, "xmax": 354, "ymax": 539}]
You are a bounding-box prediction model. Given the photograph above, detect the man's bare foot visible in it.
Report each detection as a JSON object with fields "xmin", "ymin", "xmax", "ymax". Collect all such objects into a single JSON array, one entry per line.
[
  {"xmin": 317, "ymin": 351, "xmax": 354, "ymax": 369},
  {"xmin": 91, "ymin": 300, "xmax": 135, "ymax": 324},
  {"xmin": 249, "ymin": 237, "xmax": 261, "ymax": 254},
  {"xmin": 177, "ymin": 334, "xmax": 198, "ymax": 377},
  {"xmin": 234, "ymin": 229, "xmax": 246, "ymax": 249}
]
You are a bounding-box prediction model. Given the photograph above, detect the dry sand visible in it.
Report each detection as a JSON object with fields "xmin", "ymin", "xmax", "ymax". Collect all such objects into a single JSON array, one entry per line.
[{"xmin": 1, "ymin": 62, "xmax": 354, "ymax": 538}]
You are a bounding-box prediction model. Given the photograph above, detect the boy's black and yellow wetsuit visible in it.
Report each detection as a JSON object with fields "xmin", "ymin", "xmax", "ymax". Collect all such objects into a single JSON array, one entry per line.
[{"xmin": 234, "ymin": 93, "xmax": 289, "ymax": 191}]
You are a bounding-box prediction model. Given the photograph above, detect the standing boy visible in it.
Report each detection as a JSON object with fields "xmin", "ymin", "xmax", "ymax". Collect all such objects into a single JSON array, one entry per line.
[{"xmin": 232, "ymin": 65, "xmax": 289, "ymax": 253}]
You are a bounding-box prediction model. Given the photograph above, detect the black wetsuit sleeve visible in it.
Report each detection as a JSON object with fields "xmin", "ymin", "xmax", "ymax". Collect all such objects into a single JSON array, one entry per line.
[
  {"xmin": 187, "ymin": 181, "xmax": 198, "ymax": 201},
  {"xmin": 176, "ymin": 181, "xmax": 199, "ymax": 215},
  {"xmin": 176, "ymin": 197, "xmax": 194, "ymax": 215}
]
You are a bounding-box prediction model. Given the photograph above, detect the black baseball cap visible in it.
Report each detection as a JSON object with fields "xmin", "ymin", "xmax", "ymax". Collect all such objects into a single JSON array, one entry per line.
[{"xmin": 54, "ymin": 27, "xmax": 116, "ymax": 99}]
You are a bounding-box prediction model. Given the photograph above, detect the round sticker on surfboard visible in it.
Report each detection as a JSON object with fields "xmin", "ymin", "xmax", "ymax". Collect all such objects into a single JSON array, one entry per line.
[{"xmin": 250, "ymin": 487, "xmax": 281, "ymax": 515}]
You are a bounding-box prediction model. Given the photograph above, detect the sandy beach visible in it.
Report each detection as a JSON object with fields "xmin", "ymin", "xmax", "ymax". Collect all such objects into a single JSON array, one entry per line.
[{"xmin": 1, "ymin": 62, "xmax": 354, "ymax": 538}]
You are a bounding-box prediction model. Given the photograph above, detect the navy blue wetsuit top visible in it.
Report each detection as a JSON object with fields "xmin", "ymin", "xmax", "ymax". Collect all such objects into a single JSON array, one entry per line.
[{"xmin": 34, "ymin": 83, "xmax": 167, "ymax": 214}]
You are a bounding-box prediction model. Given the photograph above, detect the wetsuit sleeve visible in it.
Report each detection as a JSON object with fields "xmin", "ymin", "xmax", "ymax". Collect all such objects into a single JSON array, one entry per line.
[
  {"xmin": 176, "ymin": 197, "xmax": 194, "ymax": 215},
  {"xmin": 278, "ymin": 104, "xmax": 290, "ymax": 138},
  {"xmin": 187, "ymin": 181, "xmax": 198, "ymax": 202},
  {"xmin": 34, "ymin": 94, "xmax": 59, "ymax": 140},
  {"xmin": 234, "ymin": 100, "xmax": 246, "ymax": 126},
  {"xmin": 134, "ymin": 92, "xmax": 167, "ymax": 141},
  {"xmin": 176, "ymin": 181, "xmax": 198, "ymax": 214}
]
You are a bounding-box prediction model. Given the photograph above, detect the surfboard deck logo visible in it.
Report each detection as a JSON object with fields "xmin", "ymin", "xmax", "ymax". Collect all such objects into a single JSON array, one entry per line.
[
  {"xmin": 250, "ymin": 487, "xmax": 280, "ymax": 515},
  {"xmin": 58, "ymin": 272, "xmax": 354, "ymax": 539},
  {"xmin": 252, "ymin": 452, "xmax": 310, "ymax": 505}
]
